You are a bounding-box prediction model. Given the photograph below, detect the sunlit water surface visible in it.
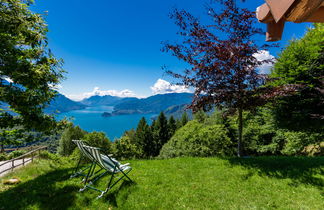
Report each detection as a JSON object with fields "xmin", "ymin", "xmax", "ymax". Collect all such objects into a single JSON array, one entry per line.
[{"xmin": 56, "ymin": 106, "xmax": 154, "ymax": 140}]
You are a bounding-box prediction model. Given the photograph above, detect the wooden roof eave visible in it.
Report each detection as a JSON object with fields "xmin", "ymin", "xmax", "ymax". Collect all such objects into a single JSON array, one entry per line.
[
  {"xmin": 256, "ymin": 0, "xmax": 324, "ymax": 42},
  {"xmin": 285, "ymin": 0, "xmax": 324, "ymax": 23},
  {"xmin": 305, "ymin": 6, "xmax": 324, "ymax": 22},
  {"xmin": 266, "ymin": 0, "xmax": 297, "ymax": 23},
  {"xmin": 256, "ymin": 3, "xmax": 285, "ymax": 42}
]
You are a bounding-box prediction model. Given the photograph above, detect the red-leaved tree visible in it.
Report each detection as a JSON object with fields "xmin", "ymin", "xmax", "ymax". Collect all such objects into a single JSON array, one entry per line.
[{"xmin": 163, "ymin": 0, "xmax": 277, "ymax": 157}]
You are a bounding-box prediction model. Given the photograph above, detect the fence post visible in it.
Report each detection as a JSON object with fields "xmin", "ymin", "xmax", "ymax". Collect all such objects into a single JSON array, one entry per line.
[
  {"xmin": 32, "ymin": 152, "xmax": 34, "ymax": 162},
  {"xmin": 23, "ymin": 157, "xmax": 25, "ymax": 166},
  {"xmin": 11, "ymin": 160, "xmax": 14, "ymax": 171}
]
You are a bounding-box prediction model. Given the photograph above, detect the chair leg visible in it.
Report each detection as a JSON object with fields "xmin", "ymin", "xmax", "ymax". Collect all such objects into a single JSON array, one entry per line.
[
  {"xmin": 121, "ymin": 168, "xmax": 133, "ymax": 182},
  {"xmin": 80, "ymin": 164, "xmax": 111, "ymax": 193},
  {"xmin": 97, "ymin": 169, "xmax": 133, "ymax": 199},
  {"xmin": 71, "ymin": 156, "xmax": 95, "ymax": 179},
  {"xmin": 95, "ymin": 173, "xmax": 115, "ymax": 199},
  {"xmin": 80, "ymin": 161, "xmax": 96, "ymax": 192},
  {"xmin": 70, "ymin": 155, "xmax": 84, "ymax": 178}
]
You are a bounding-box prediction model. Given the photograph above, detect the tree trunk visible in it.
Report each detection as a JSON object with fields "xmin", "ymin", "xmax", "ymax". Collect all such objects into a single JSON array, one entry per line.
[{"xmin": 237, "ymin": 107, "xmax": 243, "ymax": 157}]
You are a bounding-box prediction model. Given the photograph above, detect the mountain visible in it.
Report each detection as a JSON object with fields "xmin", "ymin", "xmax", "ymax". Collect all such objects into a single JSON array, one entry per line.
[
  {"xmin": 45, "ymin": 92, "xmax": 194, "ymax": 116},
  {"xmin": 81, "ymin": 95, "xmax": 120, "ymax": 106},
  {"xmin": 112, "ymin": 93, "xmax": 193, "ymax": 115},
  {"xmin": 45, "ymin": 94, "xmax": 87, "ymax": 114},
  {"xmin": 163, "ymin": 104, "xmax": 193, "ymax": 119},
  {"xmin": 81, "ymin": 95, "xmax": 139, "ymax": 106}
]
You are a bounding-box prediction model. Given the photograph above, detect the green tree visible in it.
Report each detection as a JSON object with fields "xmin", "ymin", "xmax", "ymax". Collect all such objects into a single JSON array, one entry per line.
[
  {"xmin": 82, "ymin": 131, "xmax": 112, "ymax": 153},
  {"xmin": 151, "ymin": 112, "xmax": 169, "ymax": 156},
  {"xmin": 180, "ymin": 112, "xmax": 189, "ymax": 127},
  {"xmin": 193, "ymin": 109, "xmax": 207, "ymax": 123},
  {"xmin": 134, "ymin": 117, "xmax": 148, "ymax": 147},
  {"xmin": 0, "ymin": 129, "xmax": 24, "ymax": 152},
  {"xmin": 168, "ymin": 116, "xmax": 177, "ymax": 138},
  {"xmin": 112, "ymin": 135, "xmax": 142, "ymax": 160},
  {"xmin": 0, "ymin": 0, "xmax": 64, "ymax": 133},
  {"xmin": 134, "ymin": 117, "xmax": 153, "ymax": 157},
  {"xmin": 270, "ymin": 24, "xmax": 324, "ymax": 132},
  {"xmin": 58, "ymin": 124, "xmax": 87, "ymax": 156}
]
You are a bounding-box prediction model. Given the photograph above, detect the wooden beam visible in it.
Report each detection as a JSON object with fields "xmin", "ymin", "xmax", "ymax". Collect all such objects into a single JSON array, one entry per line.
[
  {"xmin": 304, "ymin": 6, "xmax": 324, "ymax": 22},
  {"xmin": 266, "ymin": 19, "xmax": 286, "ymax": 42},
  {"xmin": 286, "ymin": 0, "xmax": 323, "ymax": 23}
]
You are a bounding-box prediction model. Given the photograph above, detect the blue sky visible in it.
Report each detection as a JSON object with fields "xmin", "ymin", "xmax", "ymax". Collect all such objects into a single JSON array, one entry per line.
[{"xmin": 31, "ymin": 0, "xmax": 311, "ymax": 101}]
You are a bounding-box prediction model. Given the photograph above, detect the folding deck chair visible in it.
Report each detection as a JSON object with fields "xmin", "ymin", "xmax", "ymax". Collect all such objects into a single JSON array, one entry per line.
[
  {"xmin": 70, "ymin": 140, "xmax": 93, "ymax": 178},
  {"xmin": 79, "ymin": 145, "xmax": 133, "ymax": 198},
  {"xmin": 71, "ymin": 140, "xmax": 115, "ymax": 179}
]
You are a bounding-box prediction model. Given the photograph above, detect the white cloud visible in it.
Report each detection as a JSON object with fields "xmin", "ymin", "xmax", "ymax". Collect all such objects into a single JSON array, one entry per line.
[
  {"xmin": 150, "ymin": 79, "xmax": 191, "ymax": 95},
  {"xmin": 49, "ymin": 84, "xmax": 63, "ymax": 90},
  {"xmin": 2, "ymin": 76, "xmax": 13, "ymax": 83},
  {"xmin": 66, "ymin": 87, "xmax": 138, "ymax": 101},
  {"xmin": 253, "ymin": 50, "xmax": 275, "ymax": 74},
  {"xmin": 66, "ymin": 79, "xmax": 191, "ymax": 101}
]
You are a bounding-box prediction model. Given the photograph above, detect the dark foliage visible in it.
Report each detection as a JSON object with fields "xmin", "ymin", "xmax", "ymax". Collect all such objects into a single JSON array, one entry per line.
[
  {"xmin": 134, "ymin": 117, "xmax": 153, "ymax": 157},
  {"xmin": 270, "ymin": 24, "xmax": 324, "ymax": 132}
]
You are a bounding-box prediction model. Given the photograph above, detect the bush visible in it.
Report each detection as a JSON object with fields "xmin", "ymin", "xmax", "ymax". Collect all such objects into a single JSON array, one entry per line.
[
  {"xmin": 112, "ymin": 136, "xmax": 142, "ymax": 160},
  {"xmin": 275, "ymin": 130, "xmax": 320, "ymax": 156},
  {"xmin": 82, "ymin": 131, "xmax": 112, "ymax": 153},
  {"xmin": 241, "ymin": 109, "xmax": 278, "ymax": 155},
  {"xmin": 58, "ymin": 125, "xmax": 87, "ymax": 156},
  {"xmin": 302, "ymin": 142, "xmax": 324, "ymax": 156},
  {"xmin": 8, "ymin": 150, "xmax": 27, "ymax": 159},
  {"xmin": 69, "ymin": 147, "xmax": 82, "ymax": 162},
  {"xmin": 39, "ymin": 150, "xmax": 60, "ymax": 160},
  {"xmin": 159, "ymin": 120, "xmax": 233, "ymax": 158},
  {"xmin": 0, "ymin": 153, "xmax": 9, "ymax": 161}
]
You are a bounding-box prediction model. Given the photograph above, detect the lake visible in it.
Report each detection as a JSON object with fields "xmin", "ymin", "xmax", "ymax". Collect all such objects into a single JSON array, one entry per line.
[{"xmin": 56, "ymin": 106, "xmax": 155, "ymax": 140}]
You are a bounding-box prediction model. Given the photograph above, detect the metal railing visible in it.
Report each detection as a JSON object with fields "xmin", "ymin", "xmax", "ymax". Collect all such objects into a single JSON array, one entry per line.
[{"xmin": 0, "ymin": 146, "xmax": 47, "ymax": 175}]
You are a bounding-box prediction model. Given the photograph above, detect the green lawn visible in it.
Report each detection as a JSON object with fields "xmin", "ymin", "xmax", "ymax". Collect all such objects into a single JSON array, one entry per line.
[{"xmin": 0, "ymin": 155, "xmax": 323, "ymax": 210}]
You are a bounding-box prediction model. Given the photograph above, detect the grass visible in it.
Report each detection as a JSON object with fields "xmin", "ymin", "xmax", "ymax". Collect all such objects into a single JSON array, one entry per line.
[{"xmin": 0, "ymin": 154, "xmax": 323, "ymax": 210}]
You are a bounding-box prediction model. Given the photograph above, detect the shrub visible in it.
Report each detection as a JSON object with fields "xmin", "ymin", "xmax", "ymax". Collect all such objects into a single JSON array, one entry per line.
[
  {"xmin": 58, "ymin": 125, "xmax": 87, "ymax": 156},
  {"xmin": 112, "ymin": 136, "xmax": 142, "ymax": 160},
  {"xmin": 242, "ymin": 110, "xmax": 278, "ymax": 155},
  {"xmin": 302, "ymin": 142, "xmax": 324, "ymax": 156},
  {"xmin": 39, "ymin": 150, "xmax": 60, "ymax": 160},
  {"xmin": 69, "ymin": 147, "xmax": 82, "ymax": 162},
  {"xmin": 82, "ymin": 131, "xmax": 112, "ymax": 153},
  {"xmin": 225, "ymin": 108, "xmax": 277, "ymax": 155},
  {"xmin": 276, "ymin": 131, "xmax": 320, "ymax": 156},
  {"xmin": 0, "ymin": 153, "xmax": 9, "ymax": 161},
  {"xmin": 159, "ymin": 120, "xmax": 233, "ymax": 158},
  {"xmin": 8, "ymin": 150, "xmax": 26, "ymax": 159}
]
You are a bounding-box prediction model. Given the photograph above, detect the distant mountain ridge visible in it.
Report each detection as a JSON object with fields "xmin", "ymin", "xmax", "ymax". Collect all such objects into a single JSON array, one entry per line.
[
  {"xmin": 163, "ymin": 104, "xmax": 193, "ymax": 119},
  {"xmin": 47, "ymin": 93, "xmax": 194, "ymax": 116},
  {"xmin": 112, "ymin": 93, "xmax": 193, "ymax": 115},
  {"xmin": 80, "ymin": 95, "xmax": 139, "ymax": 106},
  {"xmin": 45, "ymin": 94, "xmax": 87, "ymax": 114}
]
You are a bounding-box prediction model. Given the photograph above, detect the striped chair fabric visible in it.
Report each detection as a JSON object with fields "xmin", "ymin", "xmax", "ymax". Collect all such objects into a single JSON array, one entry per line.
[
  {"xmin": 72, "ymin": 140, "xmax": 93, "ymax": 160},
  {"xmin": 82, "ymin": 145, "xmax": 131, "ymax": 173}
]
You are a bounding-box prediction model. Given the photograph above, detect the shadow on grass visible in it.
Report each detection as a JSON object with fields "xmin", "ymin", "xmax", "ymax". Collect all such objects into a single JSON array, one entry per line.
[
  {"xmin": 227, "ymin": 156, "xmax": 324, "ymax": 192},
  {"xmin": 0, "ymin": 168, "xmax": 78, "ymax": 210},
  {"xmin": 103, "ymin": 180, "xmax": 137, "ymax": 207}
]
